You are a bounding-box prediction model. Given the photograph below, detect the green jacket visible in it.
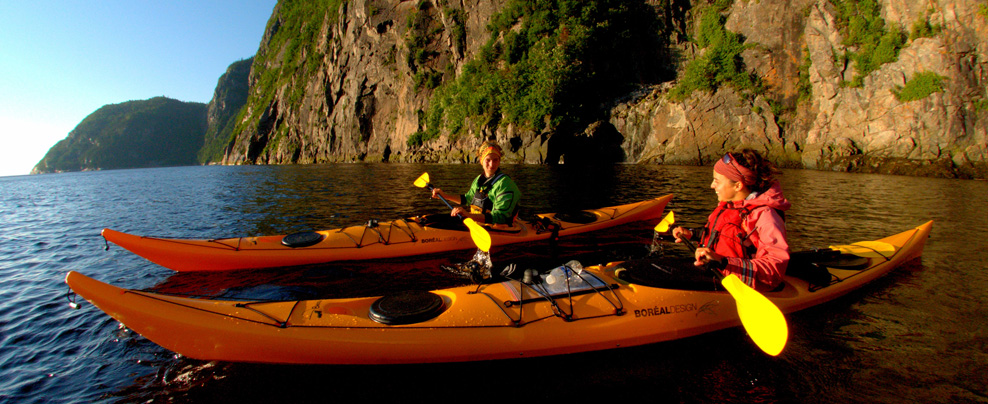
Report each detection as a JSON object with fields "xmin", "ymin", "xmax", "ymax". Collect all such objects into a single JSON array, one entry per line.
[{"xmin": 462, "ymin": 171, "xmax": 521, "ymax": 225}]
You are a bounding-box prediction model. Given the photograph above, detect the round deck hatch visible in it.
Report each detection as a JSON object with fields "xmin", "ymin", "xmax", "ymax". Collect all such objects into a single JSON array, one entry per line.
[
  {"xmin": 369, "ymin": 290, "xmax": 446, "ymax": 325},
  {"xmin": 281, "ymin": 231, "xmax": 324, "ymax": 248}
]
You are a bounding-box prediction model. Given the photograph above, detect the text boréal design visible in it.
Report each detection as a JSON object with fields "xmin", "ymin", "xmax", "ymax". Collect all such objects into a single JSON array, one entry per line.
[
  {"xmin": 420, "ymin": 236, "xmax": 463, "ymax": 244},
  {"xmin": 634, "ymin": 300, "xmax": 719, "ymax": 318}
]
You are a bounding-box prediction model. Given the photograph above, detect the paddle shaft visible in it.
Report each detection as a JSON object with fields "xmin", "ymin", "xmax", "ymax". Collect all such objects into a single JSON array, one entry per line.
[
  {"xmin": 680, "ymin": 236, "xmax": 697, "ymax": 252},
  {"xmin": 679, "ymin": 232, "xmax": 727, "ymax": 279},
  {"xmin": 426, "ymin": 184, "xmax": 466, "ymax": 219}
]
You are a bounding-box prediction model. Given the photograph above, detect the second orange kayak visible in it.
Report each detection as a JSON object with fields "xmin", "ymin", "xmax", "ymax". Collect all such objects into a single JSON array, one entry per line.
[{"xmin": 103, "ymin": 195, "xmax": 673, "ymax": 272}]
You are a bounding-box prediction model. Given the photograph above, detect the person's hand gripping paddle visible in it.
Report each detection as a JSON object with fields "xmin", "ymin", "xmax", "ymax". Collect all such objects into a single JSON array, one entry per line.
[
  {"xmin": 658, "ymin": 211, "xmax": 788, "ymax": 356},
  {"xmin": 414, "ymin": 173, "xmax": 492, "ymax": 252}
]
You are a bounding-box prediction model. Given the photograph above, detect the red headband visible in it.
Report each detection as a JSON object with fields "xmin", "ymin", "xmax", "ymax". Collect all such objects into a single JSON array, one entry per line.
[
  {"xmin": 479, "ymin": 146, "xmax": 501, "ymax": 160},
  {"xmin": 714, "ymin": 153, "xmax": 756, "ymax": 186}
]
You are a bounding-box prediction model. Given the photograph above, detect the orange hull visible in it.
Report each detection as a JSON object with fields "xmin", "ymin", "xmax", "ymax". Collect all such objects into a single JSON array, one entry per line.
[{"xmin": 103, "ymin": 195, "xmax": 673, "ymax": 271}]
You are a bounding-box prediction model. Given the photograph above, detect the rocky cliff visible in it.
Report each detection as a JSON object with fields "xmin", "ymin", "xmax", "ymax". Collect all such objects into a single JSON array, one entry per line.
[
  {"xmin": 200, "ymin": 58, "xmax": 253, "ymax": 163},
  {"xmin": 32, "ymin": 97, "xmax": 207, "ymax": 174},
  {"xmin": 225, "ymin": 0, "xmax": 509, "ymax": 165},
  {"xmin": 614, "ymin": 0, "xmax": 988, "ymax": 178},
  {"xmin": 223, "ymin": 0, "xmax": 673, "ymax": 166},
  {"xmin": 222, "ymin": 0, "xmax": 987, "ymax": 178}
]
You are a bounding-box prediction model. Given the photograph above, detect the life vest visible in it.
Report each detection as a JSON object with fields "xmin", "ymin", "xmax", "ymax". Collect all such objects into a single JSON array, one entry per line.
[
  {"xmin": 469, "ymin": 173, "xmax": 508, "ymax": 214},
  {"xmin": 700, "ymin": 202, "xmax": 762, "ymax": 260}
]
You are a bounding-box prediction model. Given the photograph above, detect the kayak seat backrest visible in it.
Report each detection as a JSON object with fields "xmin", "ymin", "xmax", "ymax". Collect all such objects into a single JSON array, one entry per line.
[
  {"xmin": 281, "ymin": 231, "xmax": 325, "ymax": 248},
  {"xmin": 369, "ymin": 290, "xmax": 447, "ymax": 325},
  {"xmin": 787, "ymin": 249, "xmax": 871, "ymax": 287}
]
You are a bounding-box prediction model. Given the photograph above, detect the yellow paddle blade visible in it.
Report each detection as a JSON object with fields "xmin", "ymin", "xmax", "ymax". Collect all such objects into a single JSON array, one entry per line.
[
  {"xmin": 720, "ymin": 274, "xmax": 788, "ymax": 356},
  {"xmin": 830, "ymin": 241, "xmax": 895, "ymax": 258},
  {"xmin": 463, "ymin": 218, "xmax": 492, "ymax": 252},
  {"xmin": 654, "ymin": 211, "xmax": 675, "ymax": 233},
  {"xmin": 413, "ymin": 173, "xmax": 431, "ymax": 188}
]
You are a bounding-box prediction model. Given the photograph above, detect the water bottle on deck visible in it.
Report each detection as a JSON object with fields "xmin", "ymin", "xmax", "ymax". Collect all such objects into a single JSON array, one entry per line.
[{"xmin": 545, "ymin": 260, "xmax": 584, "ymax": 285}]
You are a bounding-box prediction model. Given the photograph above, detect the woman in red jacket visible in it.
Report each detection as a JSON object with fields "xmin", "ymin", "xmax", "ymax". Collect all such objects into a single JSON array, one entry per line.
[{"xmin": 673, "ymin": 149, "xmax": 791, "ymax": 291}]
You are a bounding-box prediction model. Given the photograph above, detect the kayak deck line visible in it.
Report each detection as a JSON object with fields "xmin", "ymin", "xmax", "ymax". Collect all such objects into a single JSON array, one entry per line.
[
  {"xmin": 121, "ymin": 269, "xmax": 629, "ymax": 330},
  {"xmin": 120, "ymin": 218, "xmax": 428, "ymax": 252},
  {"xmin": 330, "ymin": 218, "xmax": 414, "ymax": 248},
  {"xmin": 482, "ymin": 270, "xmax": 626, "ymax": 324}
]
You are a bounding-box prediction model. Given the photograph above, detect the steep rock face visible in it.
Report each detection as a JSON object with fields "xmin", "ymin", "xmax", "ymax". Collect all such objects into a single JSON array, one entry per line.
[
  {"xmin": 224, "ymin": 0, "xmax": 669, "ymax": 167},
  {"xmin": 32, "ymin": 97, "xmax": 207, "ymax": 174},
  {"xmin": 200, "ymin": 58, "xmax": 253, "ymax": 163},
  {"xmin": 224, "ymin": 0, "xmax": 507, "ymax": 166},
  {"xmin": 224, "ymin": 0, "xmax": 987, "ymax": 178},
  {"xmin": 612, "ymin": 84, "xmax": 793, "ymax": 166},
  {"xmin": 613, "ymin": 0, "xmax": 987, "ymax": 177},
  {"xmin": 797, "ymin": 0, "xmax": 987, "ymax": 177}
]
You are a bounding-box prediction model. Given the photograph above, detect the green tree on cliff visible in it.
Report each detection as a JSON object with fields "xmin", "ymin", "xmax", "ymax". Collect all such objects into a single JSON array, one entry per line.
[{"xmin": 411, "ymin": 0, "xmax": 664, "ymax": 146}]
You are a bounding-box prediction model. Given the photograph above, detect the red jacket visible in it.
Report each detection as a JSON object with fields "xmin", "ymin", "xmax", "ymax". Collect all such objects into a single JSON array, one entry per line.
[{"xmin": 702, "ymin": 182, "xmax": 791, "ymax": 291}]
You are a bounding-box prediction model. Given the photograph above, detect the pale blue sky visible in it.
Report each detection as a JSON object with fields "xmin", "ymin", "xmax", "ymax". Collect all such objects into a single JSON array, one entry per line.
[{"xmin": 0, "ymin": 1, "xmax": 278, "ymax": 176}]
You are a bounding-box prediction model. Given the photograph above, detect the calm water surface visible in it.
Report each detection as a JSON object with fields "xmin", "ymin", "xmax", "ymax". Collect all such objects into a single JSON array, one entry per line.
[{"xmin": 0, "ymin": 164, "xmax": 985, "ymax": 403}]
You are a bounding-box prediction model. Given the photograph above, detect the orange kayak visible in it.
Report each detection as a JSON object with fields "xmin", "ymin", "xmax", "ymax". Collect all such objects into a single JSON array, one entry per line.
[
  {"xmin": 67, "ymin": 221, "xmax": 932, "ymax": 364},
  {"xmin": 103, "ymin": 195, "xmax": 673, "ymax": 272}
]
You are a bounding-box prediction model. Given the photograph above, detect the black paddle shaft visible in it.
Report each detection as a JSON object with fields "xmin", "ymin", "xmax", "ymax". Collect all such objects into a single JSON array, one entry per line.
[
  {"xmin": 427, "ymin": 183, "xmax": 465, "ymax": 219},
  {"xmin": 680, "ymin": 235, "xmax": 727, "ymax": 277}
]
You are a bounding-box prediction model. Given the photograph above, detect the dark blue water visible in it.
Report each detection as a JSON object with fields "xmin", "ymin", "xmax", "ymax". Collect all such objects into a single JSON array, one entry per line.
[{"xmin": 1, "ymin": 164, "xmax": 985, "ymax": 403}]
